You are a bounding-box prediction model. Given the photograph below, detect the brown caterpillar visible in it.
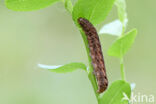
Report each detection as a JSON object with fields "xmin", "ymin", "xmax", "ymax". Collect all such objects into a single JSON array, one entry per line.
[{"xmin": 78, "ymin": 17, "xmax": 108, "ymax": 93}]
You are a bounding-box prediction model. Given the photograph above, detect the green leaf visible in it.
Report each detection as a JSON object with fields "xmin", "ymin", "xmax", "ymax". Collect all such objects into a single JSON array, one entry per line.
[
  {"xmin": 108, "ymin": 29, "xmax": 137, "ymax": 58},
  {"xmin": 115, "ymin": 0, "xmax": 127, "ymax": 25},
  {"xmin": 72, "ymin": 0, "xmax": 116, "ymax": 25},
  {"xmin": 38, "ymin": 62, "xmax": 87, "ymax": 73},
  {"xmin": 99, "ymin": 80, "xmax": 131, "ymax": 104},
  {"xmin": 5, "ymin": 0, "xmax": 61, "ymax": 11}
]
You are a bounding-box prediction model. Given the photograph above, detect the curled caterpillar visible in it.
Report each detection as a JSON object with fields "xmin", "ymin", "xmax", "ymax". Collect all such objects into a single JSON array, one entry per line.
[{"xmin": 78, "ymin": 17, "xmax": 108, "ymax": 93}]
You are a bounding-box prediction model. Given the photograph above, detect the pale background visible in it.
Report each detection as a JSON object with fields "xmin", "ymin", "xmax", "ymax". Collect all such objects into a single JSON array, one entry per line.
[{"xmin": 0, "ymin": 0, "xmax": 155, "ymax": 104}]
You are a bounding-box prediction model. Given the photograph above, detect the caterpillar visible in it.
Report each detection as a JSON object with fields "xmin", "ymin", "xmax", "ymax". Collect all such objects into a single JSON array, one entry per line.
[{"xmin": 78, "ymin": 17, "xmax": 108, "ymax": 93}]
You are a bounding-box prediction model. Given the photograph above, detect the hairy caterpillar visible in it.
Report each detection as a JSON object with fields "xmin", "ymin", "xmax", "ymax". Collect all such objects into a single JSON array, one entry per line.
[{"xmin": 78, "ymin": 17, "xmax": 108, "ymax": 93}]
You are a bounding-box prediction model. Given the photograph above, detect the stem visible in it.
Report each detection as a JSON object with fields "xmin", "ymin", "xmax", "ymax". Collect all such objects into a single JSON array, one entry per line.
[
  {"xmin": 120, "ymin": 29, "xmax": 126, "ymax": 81},
  {"xmin": 122, "ymin": 26, "xmax": 125, "ymax": 36},
  {"xmin": 120, "ymin": 16, "xmax": 126, "ymax": 81},
  {"xmin": 88, "ymin": 70, "xmax": 99, "ymax": 100},
  {"xmin": 64, "ymin": 0, "xmax": 73, "ymax": 14},
  {"xmin": 120, "ymin": 57, "xmax": 126, "ymax": 81},
  {"xmin": 80, "ymin": 30, "xmax": 99, "ymax": 100}
]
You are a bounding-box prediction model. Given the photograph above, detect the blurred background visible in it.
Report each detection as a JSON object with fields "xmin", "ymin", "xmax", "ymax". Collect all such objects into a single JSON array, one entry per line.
[{"xmin": 0, "ymin": 0, "xmax": 155, "ymax": 104}]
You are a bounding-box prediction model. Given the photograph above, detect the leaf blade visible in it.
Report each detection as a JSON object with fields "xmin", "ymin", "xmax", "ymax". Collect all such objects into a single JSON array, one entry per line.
[
  {"xmin": 108, "ymin": 29, "xmax": 137, "ymax": 58},
  {"xmin": 72, "ymin": 0, "xmax": 116, "ymax": 25},
  {"xmin": 38, "ymin": 62, "xmax": 87, "ymax": 73},
  {"xmin": 99, "ymin": 80, "xmax": 131, "ymax": 104},
  {"xmin": 5, "ymin": 0, "xmax": 60, "ymax": 11}
]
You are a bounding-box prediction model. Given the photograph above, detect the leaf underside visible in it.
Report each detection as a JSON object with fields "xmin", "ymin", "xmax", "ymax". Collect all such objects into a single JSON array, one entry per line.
[{"xmin": 38, "ymin": 62, "xmax": 87, "ymax": 73}]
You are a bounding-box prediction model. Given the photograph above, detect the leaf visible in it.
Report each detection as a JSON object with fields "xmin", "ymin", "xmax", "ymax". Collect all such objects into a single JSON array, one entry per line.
[
  {"xmin": 99, "ymin": 20, "xmax": 120, "ymax": 36},
  {"xmin": 99, "ymin": 19, "xmax": 128, "ymax": 36},
  {"xmin": 99, "ymin": 80, "xmax": 131, "ymax": 104},
  {"xmin": 115, "ymin": 0, "xmax": 127, "ymax": 25},
  {"xmin": 5, "ymin": 0, "xmax": 60, "ymax": 11},
  {"xmin": 108, "ymin": 29, "xmax": 137, "ymax": 58},
  {"xmin": 38, "ymin": 62, "xmax": 87, "ymax": 73},
  {"xmin": 99, "ymin": 20, "xmax": 122, "ymax": 36},
  {"xmin": 72, "ymin": 0, "xmax": 116, "ymax": 26}
]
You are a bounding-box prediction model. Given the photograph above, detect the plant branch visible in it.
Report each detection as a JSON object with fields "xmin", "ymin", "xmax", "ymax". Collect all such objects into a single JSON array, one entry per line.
[
  {"xmin": 120, "ymin": 57, "xmax": 126, "ymax": 81},
  {"xmin": 119, "ymin": 0, "xmax": 127, "ymax": 81},
  {"xmin": 64, "ymin": 0, "xmax": 73, "ymax": 14},
  {"xmin": 80, "ymin": 30, "xmax": 99, "ymax": 100}
]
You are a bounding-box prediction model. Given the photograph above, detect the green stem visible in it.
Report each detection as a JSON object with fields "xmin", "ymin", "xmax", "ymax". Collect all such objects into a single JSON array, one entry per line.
[
  {"xmin": 88, "ymin": 70, "xmax": 99, "ymax": 100},
  {"xmin": 64, "ymin": 0, "xmax": 73, "ymax": 14},
  {"xmin": 80, "ymin": 30, "xmax": 99, "ymax": 100},
  {"xmin": 122, "ymin": 26, "xmax": 125, "ymax": 36},
  {"xmin": 120, "ymin": 57, "xmax": 126, "ymax": 81},
  {"xmin": 120, "ymin": 17, "xmax": 126, "ymax": 81}
]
